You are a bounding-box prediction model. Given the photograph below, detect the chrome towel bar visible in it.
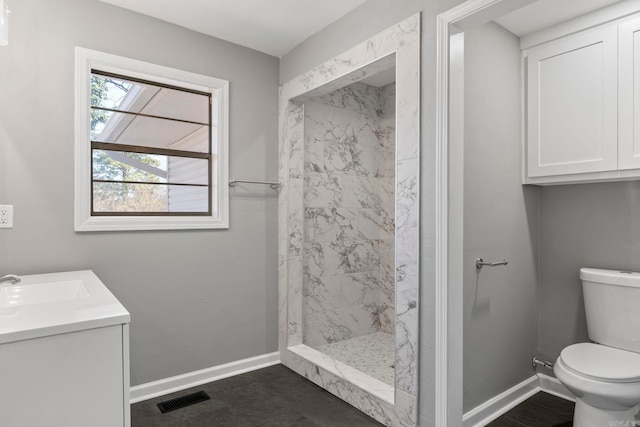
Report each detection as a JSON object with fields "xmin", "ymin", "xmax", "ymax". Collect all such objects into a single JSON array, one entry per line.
[
  {"xmin": 229, "ymin": 178, "xmax": 281, "ymax": 190},
  {"xmin": 476, "ymin": 258, "xmax": 508, "ymax": 270}
]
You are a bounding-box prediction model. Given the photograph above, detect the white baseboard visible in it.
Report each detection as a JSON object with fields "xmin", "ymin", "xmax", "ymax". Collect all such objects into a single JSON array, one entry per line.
[
  {"xmin": 463, "ymin": 375, "xmax": 540, "ymax": 427},
  {"xmin": 537, "ymin": 373, "xmax": 575, "ymax": 402},
  {"xmin": 462, "ymin": 373, "xmax": 576, "ymax": 427},
  {"xmin": 130, "ymin": 352, "xmax": 281, "ymax": 403}
]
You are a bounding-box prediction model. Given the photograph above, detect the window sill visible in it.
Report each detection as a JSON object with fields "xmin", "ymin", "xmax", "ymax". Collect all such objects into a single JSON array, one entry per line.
[{"xmin": 74, "ymin": 215, "xmax": 228, "ymax": 232}]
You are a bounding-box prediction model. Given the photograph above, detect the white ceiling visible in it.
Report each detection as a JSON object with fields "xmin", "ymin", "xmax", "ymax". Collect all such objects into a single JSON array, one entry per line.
[
  {"xmin": 495, "ymin": 0, "xmax": 623, "ymax": 36},
  {"xmin": 98, "ymin": 0, "xmax": 367, "ymax": 58}
]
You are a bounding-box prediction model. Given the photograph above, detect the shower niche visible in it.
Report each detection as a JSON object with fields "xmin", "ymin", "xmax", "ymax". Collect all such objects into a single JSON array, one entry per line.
[{"xmin": 278, "ymin": 14, "xmax": 420, "ymax": 427}]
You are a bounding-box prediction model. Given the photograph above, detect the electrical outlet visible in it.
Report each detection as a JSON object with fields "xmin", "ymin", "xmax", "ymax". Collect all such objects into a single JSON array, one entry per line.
[{"xmin": 0, "ymin": 205, "xmax": 13, "ymax": 228}]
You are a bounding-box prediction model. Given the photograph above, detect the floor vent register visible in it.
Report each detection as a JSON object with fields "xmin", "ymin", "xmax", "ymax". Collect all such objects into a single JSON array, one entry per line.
[{"xmin": 157, "ymin": 391, "xmax": 211, "ymax": 413}]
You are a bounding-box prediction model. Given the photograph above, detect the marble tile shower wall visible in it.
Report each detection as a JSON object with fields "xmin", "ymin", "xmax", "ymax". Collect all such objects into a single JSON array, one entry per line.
[
  {"xmin": 279, "ymin": 15, "xmax": 420, "ymax": 424},
  {"xmin": 302, "ymin": 82, "xmax": 396, "ymax": 347}
]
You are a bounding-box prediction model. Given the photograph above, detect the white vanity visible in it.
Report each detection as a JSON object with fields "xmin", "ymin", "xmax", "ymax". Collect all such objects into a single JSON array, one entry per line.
[{"xmin": 0, "ymin": 270, "xmax": 131, "ymax": 427}]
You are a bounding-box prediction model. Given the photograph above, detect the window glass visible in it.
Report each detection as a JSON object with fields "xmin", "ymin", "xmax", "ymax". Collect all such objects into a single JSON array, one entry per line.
[
  {"xmin": 92, "ymin": 183, "xmax": 209, "ymax": 213},
  {"xmin": 90, "ymin": 71, "xmax": 211, "ymax": 216},
  {"xmin": 92, "ymin": 150, "xmax": 209, "ymax": 185},
  {"xmin": 90, "ymin": 112, "xmax": 209, "ymax": 153},
  {"xmin": 90, "ymin": 73, "xmax": 209, "ymax": 123}
]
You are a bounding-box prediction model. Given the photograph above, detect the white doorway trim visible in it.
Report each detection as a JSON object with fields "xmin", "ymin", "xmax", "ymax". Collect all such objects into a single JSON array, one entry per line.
[{"xmin": 435, "ymin": 1, "xmax": 537, "ymax": 425}]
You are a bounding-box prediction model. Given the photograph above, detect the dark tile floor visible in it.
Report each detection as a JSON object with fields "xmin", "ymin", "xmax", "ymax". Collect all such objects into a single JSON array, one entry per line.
[
  {"xmin": 132, "ymin": 365, "xmax": 576, "ymax": 427},
  {"xmin": 486, "ymin": 392, "xmax": 574, "ymax": 427},
  {"xmin": 131, "ymin": 364, "xmax": 384, "ymax": 427}
]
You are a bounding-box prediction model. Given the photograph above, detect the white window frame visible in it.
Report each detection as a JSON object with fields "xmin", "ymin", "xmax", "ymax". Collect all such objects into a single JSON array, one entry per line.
[{"xmin": 74, "ymin": 47, "xmax": 229, "ymax": 231}]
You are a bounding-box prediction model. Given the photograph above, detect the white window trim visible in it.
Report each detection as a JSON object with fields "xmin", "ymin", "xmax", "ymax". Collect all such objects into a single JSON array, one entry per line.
[{"xmin": 74, "ymin": 47, "xmax": 229, "ymax": 231}]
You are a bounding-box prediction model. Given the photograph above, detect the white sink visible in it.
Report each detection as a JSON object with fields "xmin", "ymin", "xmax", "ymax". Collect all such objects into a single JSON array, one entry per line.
[
  {"xmin": 0, "ymin": 270, "xmax": 130, "ymax": 344},
  {"xmin": 0, "ymin": 280, "xmax": 90, "ymax": 308}
]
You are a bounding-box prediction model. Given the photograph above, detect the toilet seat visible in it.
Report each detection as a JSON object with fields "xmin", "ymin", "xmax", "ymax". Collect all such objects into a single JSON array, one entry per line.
[{"xmin": 561, "ymin": 343, "xmax": 640, "ymax": 383}]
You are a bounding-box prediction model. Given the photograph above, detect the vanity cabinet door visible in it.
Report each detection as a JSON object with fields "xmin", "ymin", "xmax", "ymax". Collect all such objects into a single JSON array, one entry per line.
[
  {"xmin": 0, "ymin": 325, "xmax": 126, "ymax": 427},
  {"xmin": 619, "ymin": 17, "xmax": 640, "ymax": 170},
  {"xmin": 526, "ymin": 25, "xmax": 618, "ymax": 178}
]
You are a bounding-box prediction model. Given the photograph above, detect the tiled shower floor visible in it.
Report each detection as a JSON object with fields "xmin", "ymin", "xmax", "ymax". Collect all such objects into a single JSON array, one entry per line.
[{"xmin": 315, "ymin": 331, "xmax": 395, "ymax": 385}]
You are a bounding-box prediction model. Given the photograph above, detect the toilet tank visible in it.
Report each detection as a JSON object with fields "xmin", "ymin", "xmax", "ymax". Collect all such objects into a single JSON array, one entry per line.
[{"xmin": 580, "ymin": 268, "xmax": 640, "ymax": 353}]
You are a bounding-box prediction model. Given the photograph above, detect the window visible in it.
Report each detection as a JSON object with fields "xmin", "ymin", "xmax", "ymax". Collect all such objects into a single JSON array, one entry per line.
[{"xmin": 75, "ymin": 48, "xmax": 229, "ymax": 231}]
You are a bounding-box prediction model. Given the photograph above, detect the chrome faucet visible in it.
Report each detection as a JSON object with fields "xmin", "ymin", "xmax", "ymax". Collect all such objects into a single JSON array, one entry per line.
[{"xmin": 0, "ymin": 274, "xmax": 21, "ymax": 285}]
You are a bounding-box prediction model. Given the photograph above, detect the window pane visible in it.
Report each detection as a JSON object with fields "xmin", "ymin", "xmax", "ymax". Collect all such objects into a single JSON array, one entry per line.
[
  {"xmin": 91, "ymin": 73, "xmax": 209, "ymax": 124},
  {"xmin": 167, "ymin": 185, "xmax": 209, "ymax": 213},
  {"xmin": 92, "ymin": 150, "xmax": 209, "ymax": 185},
  {"xmin": 93, "ymin": 182, "xmax": 168, "ymax": 213},
  {"xmin": 167, "ymin": 156, "xmax": 209, "ymax": 185},
  {"xmin": 91, "ymin": 112, "xmax": 209, "ymax": 153},
  {"xmin": 91, "ymin": 74, "xmax": 132, "ymax": 111},
  {"xmin": 93, "ymin": 182, "xmax": 209, "ymax": 213},
  {"xmin": 93, "ymin": 150, "xmax": 166, "ymax": 183}
]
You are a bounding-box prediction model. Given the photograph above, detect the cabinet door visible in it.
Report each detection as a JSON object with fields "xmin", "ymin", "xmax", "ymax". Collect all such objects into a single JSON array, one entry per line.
[
  {"xmin": 619, "ymin": 17, "xmax": 640, "ymax": 170},
  {"xmin": 0, "ymin": 326, "xmax": 125, "ymax": 427},
  {"xmin": 526, "ymin": 25, "xmax": 618, "ymax": 178}
]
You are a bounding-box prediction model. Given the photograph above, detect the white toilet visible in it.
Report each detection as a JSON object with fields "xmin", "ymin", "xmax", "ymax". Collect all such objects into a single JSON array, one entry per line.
[{"xmin": 554, "ymin": 268, "xmax": 640, "ymax": 426}]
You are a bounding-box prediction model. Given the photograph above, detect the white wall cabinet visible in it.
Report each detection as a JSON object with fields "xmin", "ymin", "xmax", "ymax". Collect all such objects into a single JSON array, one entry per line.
[
  {"xmin": 619, "ymin": 17, "xmax": 640, "ymax": 170},
  {"xmin": 524, "ymin": 14, "xmax": 640, "ymax": 185}
]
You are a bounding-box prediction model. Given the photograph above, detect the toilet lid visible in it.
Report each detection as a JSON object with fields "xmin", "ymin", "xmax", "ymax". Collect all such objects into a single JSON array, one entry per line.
[{"xmin": 560, "ymin": 343, "xmax": 640, "ymax": 383}]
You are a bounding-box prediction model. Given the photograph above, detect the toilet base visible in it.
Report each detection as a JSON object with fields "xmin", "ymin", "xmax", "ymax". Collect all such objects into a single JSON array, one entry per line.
[{"xmin": 574, "ymin": 398, "xmax": 640, "ymax": 427}]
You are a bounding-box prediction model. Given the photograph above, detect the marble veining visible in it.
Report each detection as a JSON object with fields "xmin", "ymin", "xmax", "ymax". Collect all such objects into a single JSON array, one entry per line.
[
  {"xmin": 302, "ymin": 81, "xmax": 395, "ymax": 347},
  {"xmin": 287, "ymin": 102, "xmax": 305, "ymax": 179},
  {"xmin": 279, "ymin": 12, "xmax": 420, "ymax": 427},
  {"xmin": 282, "ymin": 345, "xmax": 417, "ymax": 427},
  {"xmin": 287, "ymin": 255, "xmax": 303, "ymax": 345},
  {"xmin": 288, "ymin": 178, "xmax": 304, "ymax": 258},
  {"xmin": 396, "ymin": 158, "xmax": 419, "ymax": 279},
  {"xmin": 316, "ymin": 332, "xmax": 395, "ymax": 386},
  {"xmin": 395, "ymin": 274, "xmax": 418, "ymax": 395}
]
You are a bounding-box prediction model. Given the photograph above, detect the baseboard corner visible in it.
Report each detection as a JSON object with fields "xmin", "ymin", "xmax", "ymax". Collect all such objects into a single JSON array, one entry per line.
[
  {"xmin": 537, "ymin": 372, "xmax": 575, "ymax": 402},
  {"xmin": 463, "ymin": 375, "xmax": 539, "ymax": 427}
]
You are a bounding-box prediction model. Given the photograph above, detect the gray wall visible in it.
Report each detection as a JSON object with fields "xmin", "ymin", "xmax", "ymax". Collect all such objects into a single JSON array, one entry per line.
[
  {"xmin": 280, "ymin": 0, "xmax": 469, "ymax": 424},
  {"xmin": 459, "ymin": 14, "xmax": 640, "ymax": 412},
  {"xmin": 0, "ymin": 0, "xmax": 279, "ymax": 386},
  {"xmin": 463, "ymin": 22, "xmax": 539, "ymax": 412},
  {"xmin": 539, "ymin": 181, "xmax": 640, "ymax": 359}
]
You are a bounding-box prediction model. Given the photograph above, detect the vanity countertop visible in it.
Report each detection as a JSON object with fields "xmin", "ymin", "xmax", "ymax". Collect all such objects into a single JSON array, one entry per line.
[{"xmin": 0, "ymin": 270, "xmax": 130, "ymax": 344}]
